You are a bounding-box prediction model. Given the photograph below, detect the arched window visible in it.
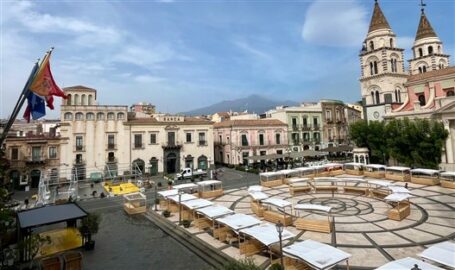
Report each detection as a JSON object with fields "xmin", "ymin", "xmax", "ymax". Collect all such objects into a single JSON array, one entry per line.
[
  {"xmin": 117, "ymin": 112, "xmax": 125, "ymax": 120},
  {"xmin": 390, "ymin": 38, "xmax": 393, "ymax": 48},
  {"xmin": 86, "ymin": 112, "xmax": 94, "ymax": 120},
  {"xmin": 446, "ymin": 90, "xmax": 454, "ymax": 97},
  {"xmin": 74, "ymin": 94, "xmax": 80, "ymax": 105},
  {"xmin": 97, "ymin": 112, "xmax": 105, "ymax": 120},
  {"xmin": 428, "ymin": 46, "xmax": 433, "ymax": 55},
  {"xmin": 422, "ymin": 66, "xmax": 427, "ymax": 73},
  {"xmin": 75, "ymin": 112, "xmax": 84, "ymax": 120},
  {"xmin": 371, "ymin": 91, "xmax": 375, "ymax": 104},
  {"xmin": 394, "ymin": 90, "xmax": 398, "ymax": 102},
  {"xmin": 418, "ymin": 95, "xmax": 426, "ymax": 106},
  {"xmin": 373, "ymin": 61, "xmax": 378, "ymax": 74},
  {"xmin": 107, "ymin": 112, "xmax": 115, "ymax": 120},
  {"xmin": 397, "ymin": 89, "xmax": 401, "ymax": 103},
  {"xmin": 390, "ymin": 58, "xmax": 398, "ymax": 72},
  {"xmin": 418, "ymin": 67, "xmax": 423, "ymax": 73},
  {"xmin": 375, "ymin": 91, "xmax": 380, "ymax": 104},
  {"xmin": 81, "ymin": 94, "xmax": 86, "ymax": 105},
  {"xmin": 88, "ymin": 95, "xmax": 93, "ymax": 105},
  {"xmin": 197, "ymin": 155, "xmax": 208, "ymax": 170},
  {"xmin": 369, "ymin": 41, "xmax": 374, "ymax": 51},
  {"xmin": 64, "ymin": 112, "xmax": 73, "ymax": 120},
  {"xmin": 438, "ymin": 45, "xmax": 441, "ymax": 53},
  {"xmin": 66, "ymin": 94, "xmax": 72, "ymax": 105},
  {"xmin": 418, "ymin": 48, "xmax": 423, "ymax": 57},
  {"xmin": 369, "ymin": 62, "xmax": 374, "ymax": 76}
]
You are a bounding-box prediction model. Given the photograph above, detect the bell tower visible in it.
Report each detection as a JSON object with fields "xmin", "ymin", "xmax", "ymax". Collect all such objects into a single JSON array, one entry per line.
[
  {"xmin": 408, "ymin": 1, "xmax": 450, "ymax": 75},
  {"xmin": 359, "ymin": 0, "xmax": 408, "ymax": 121}
]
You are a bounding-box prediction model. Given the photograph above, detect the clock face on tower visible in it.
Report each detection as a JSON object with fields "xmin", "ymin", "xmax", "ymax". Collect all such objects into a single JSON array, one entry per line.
[{"xmin": 373, "ymin": 111, "xmax": 380, "ymax": 119}]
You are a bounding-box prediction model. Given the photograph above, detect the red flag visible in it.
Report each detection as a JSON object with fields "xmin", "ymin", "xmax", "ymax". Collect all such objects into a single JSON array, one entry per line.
[{"xmin": 29, "ymin": 51, "xmax": 67, "ymax": 99}]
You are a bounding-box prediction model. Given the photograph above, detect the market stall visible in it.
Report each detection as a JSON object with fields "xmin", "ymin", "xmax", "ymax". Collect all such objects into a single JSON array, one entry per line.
[
  {"xmin": 260, "ymin": 171, "xmax": 284, "ymax": 187},
  {"xmin": 385, "ymin": 166, "xmax": 411, "ymax": 182},
  {"xmin": 294, "ymin": 204, "xmax": 332, "ymax": 233},
  {"xmin": 384, "ymin": 193, "xmax": 412, "ymax": 221},
  {"xmin": 194, "ymin": 205, "xmax": 234, "ymax": 230},
  {"xmin": 368, "ymin": 180, "xmax": 392, "ymax": 199},
  {"xmin": 294, "ymin": 167, "xmax": 316, "ymax": 179},
  {"xmin": 197, "ymin": 180, "xmax": 223, "ymax": 198},
  {"xmin": 262, "ymin": 198, "xmax": 293, "ymax": 226},
  {"xmin": 281, "ymin": 169, "xmax": 300, "ymax": 184},
  {"xmin": 123, "ymin": 192, "xmax": 147, "ymax": 215},
  {"xmin": 324, "ymin": 163, "xmax": 345, "ymax": 176},
  {"xmin": 341, "ymin": 178, "xmax": 369, "ymax": 195},
  {"xmin": 214, "ymin": 213, "xmax": 261, "ymax": 243},
  {"xmin": 288, "ymin": 178, "xmax": 312, "ymax": 196},
  {"xmin": 157, "ymin": 189, "xmax": 179, "ymax": 210},
  {"xmin": 419, "ymin": 241, "xmax": 455, "ymax": 269},
  {"xmin": 343, "ymin": 162, "xmax": 364, "ymax": 176},
  {"xmin": 439, "ymin": 171, "xmax": 455, "ymax": 189},
  {"xmin": 173, "ymin": 183, "xmax": 198, "ymax": 194},
  {"xmin": 312, "ymin": 177, "xmax": 339, "ymax": 194},
  {"xmin": 180, "ymin": 198, "xmax": 213, "ymax": 221},
  {"xmin": 249, "ymin": 191, "xmax": 269, "ymax": 217},
  {"xmin": 313, "ymin": 165, "xmax": 330, "ymax": 177},
  {"xmin": 239, "ymin": 223, "xmax": 294, "ymax": 257},
  {"xmin": 410, "ymin": 169, "xmax": 440, "ymax": 186},
  {"xmin": 375, "ymin": 257, "xmax": 443, "ymax": 270},
  {"xmin": 167, "ymin": 193, "xmax": 198, "ymax": 213},
  {"xmin": 364, "ymin": 164, "xmax": 386, "ymax": 179},
  {"xmin": 283, "ymin": 239, "xmax": 351, "ymax": 270}
]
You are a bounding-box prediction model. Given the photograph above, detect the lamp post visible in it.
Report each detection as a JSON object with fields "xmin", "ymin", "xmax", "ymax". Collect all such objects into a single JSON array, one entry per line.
[
  {"xmin": 276, "ymin": 220, "xmax": 284, "ymax": 268},
  {"xmin": 178, "ymin": 190, "xmax": 184, "ymax": 225},
  {"xmin": 154, "ymin": 180, "xmax": 158, "ymax": 211}
]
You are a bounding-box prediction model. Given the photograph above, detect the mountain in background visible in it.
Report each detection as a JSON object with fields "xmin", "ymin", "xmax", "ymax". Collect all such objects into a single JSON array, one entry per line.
[{"xmin": 182, "ymin": 94, "xmax": 299, "ymax": 116}]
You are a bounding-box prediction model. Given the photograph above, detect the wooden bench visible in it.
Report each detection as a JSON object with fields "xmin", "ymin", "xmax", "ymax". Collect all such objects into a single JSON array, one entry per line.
[
  {"xmin": 289, "ymin": 186, "xmax": 311, "ymax": 196},
  {"xmin": 263, "ymin": 210, "xmax": 293, "ymax": 226},
  {"xmin": 251, "ymin": 201, "xmax": 265, "ymax": 217},
  {"xmin": 344, "ymin": 187, "xmax": 368, "ymax": 195},
  {"xmin": 294, "ymin": 218, "xmax": 332, "ymax": 233},
  {"xmin": 369, "ymin": 189, "xmax": 389, "ymax": 199},
  {"xmin": 388, "ymin": 202, "xmax": 410, "ymax": 221},
  {"xmin": 239, "ymin": 238, "xmax": 264, "ymax": 256},
  {"xmin": 194, "ymin": 217, "xmax": 212, "ymax": 230},
  {"xmin": 314, "ymin": 186, "xmax": 338, "ymax": 193}
]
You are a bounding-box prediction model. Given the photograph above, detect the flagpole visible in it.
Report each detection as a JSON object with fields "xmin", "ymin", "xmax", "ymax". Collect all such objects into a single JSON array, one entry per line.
[{"xmin": 0, "ymin": 59, "xmax": 40, "ymax": 147}]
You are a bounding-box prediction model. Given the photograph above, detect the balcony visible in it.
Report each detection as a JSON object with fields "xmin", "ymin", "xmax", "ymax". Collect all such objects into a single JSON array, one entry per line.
[
  {"xmin": 107, "ymin": 143, "xmax": 116, "ymax": 150},
  {"xmin": 75, "ymin": 145, "xmax": 85, "ymax": 152},
  {"xmin": 74, "ymin": 158, "xmax": 85, "ymax": 165},
  {"xmin": 291, "ymin": 125, "xmax": 300, "ymax": 131},
  {"xmin": 198, "ymin": 140, "xmax": 207, "ymax": 146},
  {"xmin": 313, "ymin": 124, "xmax": 320, "ymax": 130},
  {"xmin": 302, "ymin": 125, "xmax": 311, "ymax": 131},
  {"xmin": 326, "ymin": 119, "xmax": 333, "ymax": 124},
  {"xmin": 106, "ymin": 157, "xmax": 117, "ymax": 163},
  {"xmin": 162, "ymin": 141, "xmax": 182, "ymax": 149},
  {"xmin": 133, "ymin": 143, "xmax": 144, "ymax": 149},
  {"xmin": 25, "ymin": 155, "xmax": 47, "ymax": 164}
]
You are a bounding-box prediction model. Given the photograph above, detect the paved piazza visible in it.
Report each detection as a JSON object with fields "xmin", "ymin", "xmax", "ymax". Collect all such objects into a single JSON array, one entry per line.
[{"xmin": 185, "ymin": 176, "xmax": 455, "ymax": 269}]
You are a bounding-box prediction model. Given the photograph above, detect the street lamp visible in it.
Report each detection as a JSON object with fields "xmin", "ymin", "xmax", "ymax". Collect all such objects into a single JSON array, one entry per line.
[
  {"xmin": 275, "ymin": 220, "xmax": 284, "ymax": 268},
  {"xmin": 154, "ymin": 180, "xmax": 158, "ymax": 211},
  {"xmin": 178, "ymin": 190, "xmax": 184, "ymax": 225}
]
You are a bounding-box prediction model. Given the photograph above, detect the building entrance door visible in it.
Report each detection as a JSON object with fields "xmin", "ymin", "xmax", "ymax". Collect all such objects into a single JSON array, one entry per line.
[
  {"xmin": 166, "ymin": 153, "xmax": 177, "ymax": 174},
  {"xmin": 30, "ymin": 170, "xmax": 41, "ymax": 188}
]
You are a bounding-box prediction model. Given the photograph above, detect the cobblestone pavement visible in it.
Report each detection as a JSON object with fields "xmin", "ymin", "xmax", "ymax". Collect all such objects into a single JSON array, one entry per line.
[{"xmin": 164, "ymin": 176, "xmax": 455, "ymax": 269}]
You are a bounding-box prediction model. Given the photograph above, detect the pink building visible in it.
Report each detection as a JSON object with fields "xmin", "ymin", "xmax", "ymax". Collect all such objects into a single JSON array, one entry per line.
[{"xmin": 213, "ymin": 119, "xmax": 288, "ymax": 165}]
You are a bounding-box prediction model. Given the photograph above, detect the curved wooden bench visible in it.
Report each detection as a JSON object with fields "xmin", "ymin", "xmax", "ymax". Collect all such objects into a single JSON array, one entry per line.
[
  {"xmin": 388, "ymin": 203, "xmax": 410, "ymax": 221},
  {"xmin": 263, "ymin": 210, "xmax": 293, "ymax": 226},
  {"xmin": 289, "ymin": 186, "xmax": 311, "ymax": 196},
  {"xmin": 369, "ymin": 190, "xmax": 389, "ymax": 199},
  {"xmin": 294, "ymin": 218, "xmax": 331, "ymax": 233},
  {"xmin": 314, "ymin": 186, "xmax": 338, "ymax": 193},
  {"xmin": 344, "ymin": 187, "xmax": 368, "ymax": 195},
  {"xmin": 251, "ymin": 201, "xmax": 265, "ymax": 217}
]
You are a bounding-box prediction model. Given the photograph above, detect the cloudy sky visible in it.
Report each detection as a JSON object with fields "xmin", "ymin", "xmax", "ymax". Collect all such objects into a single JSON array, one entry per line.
[{"xmin": 1, "ymin": 0, "xmax": 454, "ymax": 118}]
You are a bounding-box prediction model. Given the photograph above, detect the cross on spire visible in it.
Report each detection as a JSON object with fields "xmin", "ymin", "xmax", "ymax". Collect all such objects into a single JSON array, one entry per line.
[{"xmin": 419, "ymin": 0, "xmax": 426, "ymax": 13}]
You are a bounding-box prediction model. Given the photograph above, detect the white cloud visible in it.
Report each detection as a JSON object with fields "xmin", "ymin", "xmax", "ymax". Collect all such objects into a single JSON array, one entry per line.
[
  {"xmin": 233, "ymin": 40, "xmax": 271, "ymax": 60},
  {"xmin": 134, "ymin": 75, "xmax": 166, "ymax": 83},
  {"xmin": 113, "ymin": 45, "xmax": 176, "ymax": 69},
  {"xmin": 302, "ymin": 0, "xmax": 368, "ymax": 47}
]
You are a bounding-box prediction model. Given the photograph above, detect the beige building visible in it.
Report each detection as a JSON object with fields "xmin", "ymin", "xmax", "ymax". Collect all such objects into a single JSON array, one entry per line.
[
  {"xmin": 59, "ymin": 86, "xmax": 214, "ymax": 178},
  {"xmin": 321, "ymin": 100, "xmax": 361, "ymax": 147}
]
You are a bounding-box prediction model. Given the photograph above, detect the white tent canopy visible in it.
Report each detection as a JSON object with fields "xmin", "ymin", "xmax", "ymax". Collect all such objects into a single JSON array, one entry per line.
[
  {"xmin": 368, "ymin": 180, "xmax": 392, "ymax": 187},
  {"xmin": 157, "ymin": 189, "xmax": 179, "ymax": 198},
  {"xmin": 260, "ymin": 171, "xmax": 282, "ymax": 177},
  {"xmin": 262, "ymin": 198, "xmax": 292, "ymax": 208},
  {"xmin": 196, "ymin": 205, "xmax": 234, "ymax": 219},
  {"xmin": 240, "ymin": 223, "xmax": 294, "ymax": 246},
  {"xmin": 249, "ymin": 191, "xmax": 269, "ymax": 201},
  {"xmin": 283, "ymin": 239, "xmax": 351, "ymax": 270},
  {"xmin": 375, "ymin": 257, "xmax": 443, "ymax": 270},
  {"xmin": 411, "ymin": 169, "xmax": 440, "ymax": 175},
  {"xmin": 173, "ymin": 183, "xmax": 198, "ymax": 190},
  {"xmin": 197, "ymin": 180, "xmax": 222, "ymax": 186},
  {"xmin": 388, "ymin": 186, "xmax": 410, "ymax": 193},
  {"xmin": 385, "ymin": 193, "xmax": 413, "ymax": 202},
  {"xmin": 440, "ymin": 171, "xmax": 455, "ymax": 177},
  {"xmin": 419, "ymin": 241, "xmax": 455, "ymax": 269},
  {"xmin": 386, "ymin": 166, "xmax": 411, "ymax": 172},
  {"xmin": 181, "ymin": 198, "xmax": 213, "ymax": 210},
  {"xmin": 216, "ymin": 213, "xmax": 261, "ymax": 231},
  {"xmin": 365, "ymin": 164, "xmax": 386, "ymax": 169},
  {"xmin": 167, "ymin": 193, "xmax": 197, "ymax": 203},
  {"xmin": 294, "ymin": 204, "xmax": 331, "ymax": 213},
  {"xmin": 248, "ymin": 186, "xmax": 263, "ymax": 192}
]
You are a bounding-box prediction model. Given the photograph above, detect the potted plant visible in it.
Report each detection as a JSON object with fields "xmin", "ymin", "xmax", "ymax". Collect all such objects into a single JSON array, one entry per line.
[
  {"xmin": 269, "ymin": 263, "xmax": 283, "ymax": 270},
  {"xmin": 162, "ymin": 210, "xmax": 171, "ymax": 218},
  {"xmin": 182, "ymin": 220, "xmax": 191, "ymax": 228},
  {"xmin": 79, "ymin": 213, "xmax": 101, "ymax": 251}
]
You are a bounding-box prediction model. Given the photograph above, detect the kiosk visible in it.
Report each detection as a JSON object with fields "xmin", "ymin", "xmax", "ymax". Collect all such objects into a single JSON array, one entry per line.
[
  {"xmin": 173, "ymin": 183, "xmax": 198, "ymax": 194},
  {"xmin": 368, "ymin": 180, "xmax": 392, "ymax": 199},
  {"xmin": 312, "ymin": 177, "xmax": 339, "ymax": 194},
  {"xmin": 376, "ymin": 257, "xmax": 443, "ymax": 270},
  {"xmin": 249, "ymin": 191, "xmax": 269, "ymax": 217},
  {"xmin": 157, "ymin": 189, "xmax": 179, "ymax": 210},
  {"xmin": 364, "ymin": 164, "xmax": 386, "ymax": 179},
  {"xmin": 341, "ymin": 178, "xmax": 369, "ymax": 196},
  {"xmin": 214, "ymin": 213, "xmax": 261, "ymax": 243},
  {"xmin": 239, "ymin": 224, "xmax": 294, "ymax": 258},
  {"xmin": 194, "ymin": 205, "xmax": 234, "ymax": 230},
  {"xmin": 166, "ymin": 193, "xmax": 197, "ymax": 213},
  {"xmin": 180, "ymin": 198, "xmax": 213, "ymax": 221},
  {"xmin": 197, "ymin": 180, "xmax": 223, "ymax": 198},
  {"xmin": 123, "ymin": 192, "xmax": 147, "ymax": 215},
  {"xmin": 260, "ymin": 171, "xmax": 284, "ymax": 187},
  {"xmin": 410, "ymin": 169, "xmax": 440, "ymax": 185},
  {"xmin": 294, "ymin": 167, "xmax": 316, "ymax": 179},
  {"xmin": 385, "ymin": 166, "xmax": 411, "ymax": 182},
  {"xmin": 262, "ymin": 198, "xmax": 293, "ymax": 226},
  {"xmin": 324, "ymin": 163, "xmax": 344, "ymax": 176},
  {"xmin": 294, "ymin": 204, "xmax": 332, "ymax": 233},
  {"xmin": 384, "ymin": 193, "xmax": 412, "ymax": 221},
  {"xmin": 343, "ymin": 162, "xmax": 364, "ymax": 176},
  {"xmin": 439, "ymin": 172, "xmax": 455, "ymax": 189},
  {"xmin": 288, "ymin": 178, "xmax": 312, "ymax": 196}
]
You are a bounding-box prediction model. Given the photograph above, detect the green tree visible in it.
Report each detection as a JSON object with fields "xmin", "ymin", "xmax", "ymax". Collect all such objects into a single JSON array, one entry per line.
[{"xmin": 350, "ymin": 120, "xmax": 387, "ymax": 163}]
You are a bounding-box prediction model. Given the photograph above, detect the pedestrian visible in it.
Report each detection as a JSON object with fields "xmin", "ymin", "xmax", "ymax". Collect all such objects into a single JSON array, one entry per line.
[
  {"xmin": 56, "ymin": 186, "xmax": 59, "ymax": 196},
  {"xmin": 405, "ymin": 183, "xmax": 408, "ymax": 189},
  {"xmin": 411, "ymin": 264, "xmax": 421, "ymax": 270},
  {"xmin": 24, "ymin": 198, "xmax": 29, "ymax": 208}
]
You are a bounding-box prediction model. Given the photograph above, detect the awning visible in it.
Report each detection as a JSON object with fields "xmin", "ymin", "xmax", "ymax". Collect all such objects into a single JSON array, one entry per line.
[
  {"xmin": 419, "ymin": 241, "xmax": 455, "ymax": 269},
  {"xmin": 216, "ymin": 213, "xmax": 261, "ymax": 231},
  {"xmin": 290, "ymin": 150, "xmax": 327, "ymax": 158},
  {"xmin": 388, "ymin": 186, "xmax": 410, "ymax": 193},
  {"xmin": 320, "ymin": 145, "xmax": 353, "ymax": 152},
  {"xmin": 283, "ymin": 240, "xmax": 351, "ymax": 270},
  {"xmin": 157, "ymin": 189, "xmax": 179, "ymax": 198},
  {"xmin": 167, "ymin": 194, "xmax": 197, "ymax": 203},
  {"xmin": 262, "ymin": 198, "xmax": 292, "ymax": 208},
  {"xmin": 384, "ymin": 193, "xmax": 413, "ymax": 202},
  {"xmin": 375, "ymin": 257, "xmax": 443, "ymax": 270},
  {"xmin": 17, "ymin": 203, "xmax": 88, "ymax": 229},
  {"xmin": 249, "ymin": 191, "xmax": 269, "ymax": 201},
  {"xmin": 240, "ymin": 223, "xmax": 294, "ymax": 246},
  {"xmin": 196, "ymin": 205, "xmax": 234, "ymax": 219},
  {"xmin": 386, "ymin": 166, "xmax": 410, "ymax": 172},
  {"xmin": 181, "ymin": 198, "xmax": 213, "ymax": 210},
  {"xmin": 411, "ymin": 168, "xmax": 440, "ymax": 175}
]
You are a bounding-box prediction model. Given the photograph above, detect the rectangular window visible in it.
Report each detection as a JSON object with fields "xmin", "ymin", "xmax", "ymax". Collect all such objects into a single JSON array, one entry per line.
[
  {"xmin": 219, "ymin": 135, "xmax": 222, "ymax": 144},
  {"xmin": 186, "ymin": 133, "xmax": 192, "ymax": 143},
  {"xmin": 150, "ymin": 134, "xmax": 157, "ymax": 144},
  {"xmin": 313, "ymin": 132, "xmax": 320, "ymax": 142},
  {"xmin": 11, "ymin": 148, "xmax": 18, "ymax": 160},
  {"xmin": 336, "ymin": 110, "xmax": 341, "ymax": 121},
  {"xmin": 275, "ymin": 133, "xmax": 281, "ymax": 145},
  {"xmin": 242, "ymin": 152, "xmax": 249, "ymax": 165},
  {"xmin": 303, "ymin": 117, "xmax": 308, "ymax": 127},
  {"xmin": 108, "ymin": 134, "xmax": 115, "ymax": 149},
  {"xmin": 76, "ymin": 136, "xmax": 83, "ymax": 150},
  {"xmin": 303, "ymin": 133, "xmax": 310, "ymax": 142},
  {"xmin": 292, "ymin": 118, "xmax": 297, "ymax": 129},
  {"xmin": 134, "ymin": 134, "xmax": 142, "ymax": 148},
  {"xmin": 313, "ymin": 117, "xmax": 318, "ymax": 127},
  {"xmin": 168, "ymin": 132, "xmax": 175, "ymax": 145},
  {"xmin": 259, "ymin": 134, "xmax": 264, "ymax": 145},
  {"xmin": 49, "ymin": 146, "xmax": 57, "ymax": 159},
  {"xmin": 241, "ymin": 134, "xmax": 249, "ymax": 146},
  {"xmin": 198, "ymin": 132, "xmax": 206, "ymax": 146},
  {"xmin": 326, "ymin": 110, "xmax": 332, "ymax": 121},
  {"xmin": 277, "ymin": 150, "xmax": 283, "ymax": 155},
  {"xmin": 32, "ymin": 147, "xmax": 41, "ymax": 161}
]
